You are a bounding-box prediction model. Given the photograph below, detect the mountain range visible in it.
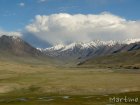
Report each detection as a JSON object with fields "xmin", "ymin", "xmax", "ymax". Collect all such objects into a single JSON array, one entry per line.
[
  {"xmin": 0, "ymin": 35, "xmax": 140, "ymax": 68},
  {"xmin": 39, "ymin": 39, "xmax": 140, "ymax": 62},
  {"xmin": 0, "ymin": 35, "xmax": 41, "ymax": 56}
]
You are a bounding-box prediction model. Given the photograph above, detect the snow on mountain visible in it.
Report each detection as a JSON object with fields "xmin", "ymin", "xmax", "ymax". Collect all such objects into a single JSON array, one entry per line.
[
  {"xmin": 122, "ymin": 38, "xmax": 140, "ymax": 44},
  {"xmin": 37, "ymin": 39, "xmax": 140, "ymax": 60},
  {"xmin": 44, "ymin": 40, "xmax": 117, "ymax": 52},
  {"xmin": 46, "ymin": 44, "xmax": 65, "ymax": 51}
]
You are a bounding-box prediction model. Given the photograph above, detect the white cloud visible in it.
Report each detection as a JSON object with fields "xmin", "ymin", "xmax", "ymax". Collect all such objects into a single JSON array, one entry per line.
[
  {"xmin": 0, "ymin": 30, "xmax": 22, "ymax": 37},
  {"xmin": 26, "ymin": 12, "xmax": 140, "ymax": 45},
  {"xmin": 18, "ymin": 2, "xmax": 25, "ymax": 7}
]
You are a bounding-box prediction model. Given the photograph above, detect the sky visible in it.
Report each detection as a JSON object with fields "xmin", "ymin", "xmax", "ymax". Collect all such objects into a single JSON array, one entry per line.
[{"xmin": 0, "ymin": 0, "xmax": 140, "ymax": 48}]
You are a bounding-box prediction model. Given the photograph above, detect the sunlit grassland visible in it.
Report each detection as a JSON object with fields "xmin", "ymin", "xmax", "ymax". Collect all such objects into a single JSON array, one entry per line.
[{"xmin": 0, "ymin": 57, "xmax": 140, "ymax": 105}]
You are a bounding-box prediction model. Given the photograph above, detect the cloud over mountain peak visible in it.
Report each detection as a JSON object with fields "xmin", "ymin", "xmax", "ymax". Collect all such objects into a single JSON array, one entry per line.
[{"xmin": 26, "ymin": 12, "xmax": 140, "ymax": 45}]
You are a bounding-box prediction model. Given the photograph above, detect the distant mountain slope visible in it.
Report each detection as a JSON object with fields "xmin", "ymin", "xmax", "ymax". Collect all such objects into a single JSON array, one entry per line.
[
  {"xmin": 0, "ymin": 35, "xmax": 139, "ymax": 68},
  {"xmin": 40, "ymin": 39, "xmax": 140, "ymax": 62},
  {"xmin": 78, "ymin": 49, "xmax": 140, "ymax": 69},
  {"xmin": 0, "ymin": 35, "xmax": 42, "ymax": 56},
  {"xmin": 0, "ymin": 35, "xmax": 61, "ymax": 66}
]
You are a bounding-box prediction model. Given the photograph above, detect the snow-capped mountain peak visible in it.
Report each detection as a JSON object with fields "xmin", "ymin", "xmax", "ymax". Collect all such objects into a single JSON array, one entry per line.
[
  {"xmin": 123, "ymin": 38, "xmax": 140, "ymax": 44},
  {"xmin": 37, "ymin": 39, "xmax": 140, "ymax": 60},
  {"xmin": 39, "ymin": 39, "xmax": 140, "ymax": 52},
  {"xmin": 44, "ymin": 40, "xmax": 119, "ymax": 52},
  {"xmin": 0, "ymin": 35, "xmax": 22, "ymax": 42},
  {"xmin": 45, "ymin": 44, "xmax": 65, "ymax": 51}
]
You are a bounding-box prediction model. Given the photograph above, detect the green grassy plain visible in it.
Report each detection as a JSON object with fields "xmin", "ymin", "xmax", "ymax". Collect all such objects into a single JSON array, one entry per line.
[{"xmin": 0, "ymin": 56, "xmax": 140, "ymax": 105}]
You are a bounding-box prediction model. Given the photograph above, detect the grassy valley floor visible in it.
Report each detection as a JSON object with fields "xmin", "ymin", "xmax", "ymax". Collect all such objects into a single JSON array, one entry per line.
[{"xmin": 0, "ymin": 59, "xmax": 140, "ymax": 105}]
